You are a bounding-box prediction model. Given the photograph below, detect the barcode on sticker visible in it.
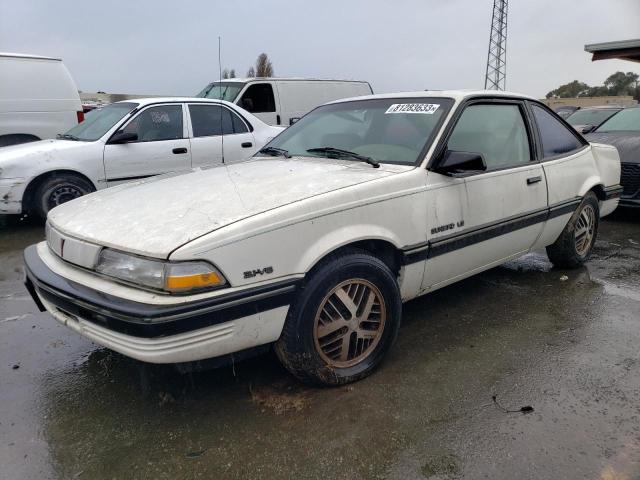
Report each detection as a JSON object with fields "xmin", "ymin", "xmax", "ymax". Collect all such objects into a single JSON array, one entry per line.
[{"xmin": 385, "ymin": 103, "xmax": 440, "ymax": 114}]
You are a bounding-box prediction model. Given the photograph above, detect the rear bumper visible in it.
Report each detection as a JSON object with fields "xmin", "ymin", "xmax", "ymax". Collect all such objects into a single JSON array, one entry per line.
[{"xmin": 24, "ymin": 245, "xmax": 296, "ymax": 363}]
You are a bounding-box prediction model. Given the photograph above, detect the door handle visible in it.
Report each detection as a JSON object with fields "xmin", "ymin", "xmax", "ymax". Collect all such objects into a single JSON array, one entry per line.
[
  {"xmin": 527, "ymin": 176, "xmax": 542, "ymax": 185},
  {"xmin": 241, "ymin": 142, "xmax": 253, "ymax": 148},
  {"xmin": 172, "ymin": 147, "xmax": 188, "ymax": 154}
]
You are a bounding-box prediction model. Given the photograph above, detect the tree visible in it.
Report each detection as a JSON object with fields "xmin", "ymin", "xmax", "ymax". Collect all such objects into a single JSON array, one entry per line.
[
  {"xmin": 254, "ymin": 53, "xmax": 274, "ymax": 77},
  {"xmin": 584, "ymin": 85, "xmax": 609, "ymax": 97},
  {"xmin": 229, "ymin": 69, "xmax": 236, "ymax": 78},
  {"xmin": 545, "ymin": 80, "xmax": 590, "ymax": 99},
  {"xmin": 603, "ymin": 71, "xmax": 639, "ymax": 96},
  {"xmin": 222, "ymin": 69, "xmax": 229, "ymax": 79},
  {"xmin": 246, "ymin": 66, "xmax": 255, "ymax": 78}
]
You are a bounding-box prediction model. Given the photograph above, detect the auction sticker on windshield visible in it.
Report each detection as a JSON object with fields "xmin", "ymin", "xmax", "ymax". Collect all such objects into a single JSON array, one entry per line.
[{"xmin": 385, "ymin": 103, "xmax": 440, "ymax": 114}]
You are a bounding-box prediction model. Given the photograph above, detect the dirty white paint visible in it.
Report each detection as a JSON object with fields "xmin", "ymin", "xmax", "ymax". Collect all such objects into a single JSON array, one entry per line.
[{"xmin": 48, "ymin": 157, "xmax": 402, "ymax": 257}]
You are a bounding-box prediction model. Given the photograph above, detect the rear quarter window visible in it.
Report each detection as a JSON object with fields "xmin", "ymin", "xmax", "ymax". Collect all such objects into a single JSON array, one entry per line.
[{"xmin": 532, "ymin": 104, "xmax": 585, "ymax": 158}]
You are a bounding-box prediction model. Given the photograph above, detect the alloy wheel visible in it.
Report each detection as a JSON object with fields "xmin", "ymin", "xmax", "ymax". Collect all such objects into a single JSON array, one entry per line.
[
  {"xmin": 574, "ymin": 204, "xmax": 596, "ymax": 256},
  {"xmin": 313, "ymin": 279, "xmax": 386, "ymax": 368}
]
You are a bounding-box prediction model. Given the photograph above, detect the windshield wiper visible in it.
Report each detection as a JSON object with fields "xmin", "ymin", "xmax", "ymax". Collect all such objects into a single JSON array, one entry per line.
[
  {"xmin": 57, "ymin": 133, "xmax": 80, "ymax": 141},
  {"xmin": 258, "ymin": 146, "xmax": 292, "ymax": 158},
  {"xmin": 307, "ymin": 147, "xmax": 379, "ymax": 168}
]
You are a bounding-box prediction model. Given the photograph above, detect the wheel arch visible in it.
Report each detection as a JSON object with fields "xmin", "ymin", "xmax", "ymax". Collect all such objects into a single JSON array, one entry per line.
[
  {"xmin": 0, "ymin": 133, "xmax": 41, "ymax": 147},
  {"xmin": 577, "ymin": 176, "xmax": 606, "ymax": 200},
  {"xmin": 300, "ymin": 229, "xmax": 405, "ymax": 279},
  {"xmin": 22, "ymin": 169, "xmax": 97, "ymax": 213}
]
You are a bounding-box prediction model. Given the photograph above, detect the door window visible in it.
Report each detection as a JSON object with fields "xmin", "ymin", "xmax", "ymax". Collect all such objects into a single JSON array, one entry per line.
[
  {"xmin": 189, "ymin": 105, "xmax": 249, "ymax": 137},
  {"xmin": 447, "ymin": 104, "xmax": 531, "ymax": 170},
  {"xmin": 531, "ymin": 104, "xmax": 584, "ymax": 158},
  {"xmin": 123, "ymin": 105, "xmax": 183, "ymax": 142},
  {"xmin": 238, "ymin": 84, "xmax": 276, "ymax": 113}
]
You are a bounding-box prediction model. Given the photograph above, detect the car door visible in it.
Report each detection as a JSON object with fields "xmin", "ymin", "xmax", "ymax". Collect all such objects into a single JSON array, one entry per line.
[
  {"xmin": 103, "ymin": 103, "xmax": 191, "ymax": 186},
  {"xmin": 528, "ymin": 102, "xmax": 591, "ymax": 249},
  {"xmin": 422, "ymin": 100, "xmax": 548, "ymax": 291},
  {"xmin": 235, "ymin": 82, "xmax": 281, "ymax": 125},
  {"xmin": 187, "ymin": 103, "xmax": 256, "ymax": 167}
]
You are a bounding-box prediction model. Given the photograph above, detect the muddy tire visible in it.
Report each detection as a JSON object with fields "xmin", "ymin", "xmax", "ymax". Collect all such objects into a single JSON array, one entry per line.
[
  {"xmin": 275, "ymin": 249, "xmax": 401, "ymax": 386},
  {"xmin": 546, "ymin": 192, "xmax": 599, "ymax": 269},
  {"xmin": 33, "ymin": 174, "xmax": 94, "ymax": 221}
]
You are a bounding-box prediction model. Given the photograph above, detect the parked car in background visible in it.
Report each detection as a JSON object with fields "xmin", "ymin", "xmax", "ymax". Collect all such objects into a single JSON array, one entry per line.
[
  {"xmin": 566, "ymin": 106, "xmax": 623, "ymax": 134},
  {"xmin": 0, "ymin": 98, "xmax": 282, "ymax": 218},
  {"xmin": 24, "ymin": 90, "xmax": 621, "ymax": 386},
  {"xmin": 586, "ymin": 106, "xmax": 640, "ymax": 207},
  {"xmin": 196, "ymin": 78, "xmax": 373, "ymax": 126},
  {"xmin": 0, "ymin": 52, "xmax": 84, "ymax": 147},
  {"xmin": 554, "ymin": 105, "xmax": 580, "ymax": 119}
]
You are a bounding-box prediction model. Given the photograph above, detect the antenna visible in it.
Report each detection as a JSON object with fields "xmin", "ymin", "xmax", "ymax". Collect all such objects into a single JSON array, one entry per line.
[
  {"xmin": 484, "ymin": 0, "xmax": 508, "ymax": 90},
  {"xmin": 218, "ymin": 35, "xmax": 225, "ymax": 164}
]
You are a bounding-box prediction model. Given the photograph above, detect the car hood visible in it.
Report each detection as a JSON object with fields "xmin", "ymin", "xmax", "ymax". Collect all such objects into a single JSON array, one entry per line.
[
  {"xmin": 48, "ymin": 157, "xmax": 405, "ymax": 257},
  {"xmin": 0, "ymin": 139, "xmax": 92, "ymax": 177},
  {"xmin": 586, "ymin": 131, "xmax": 640, "ymax": 164}
]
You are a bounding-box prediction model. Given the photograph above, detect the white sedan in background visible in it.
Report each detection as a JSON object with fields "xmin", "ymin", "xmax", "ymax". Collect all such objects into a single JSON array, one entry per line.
[{"xmin": 0, "ymin": 98, "xmax": 282, "ymax": 218}]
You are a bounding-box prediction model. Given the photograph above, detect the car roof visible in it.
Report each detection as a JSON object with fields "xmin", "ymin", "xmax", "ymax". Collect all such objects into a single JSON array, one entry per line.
[
  {"xmin": 113, "ymin": 97, "xmax": 236, "ymax": 107},
  {"xmin": 204, "ymin": 77, "xmax": 370, "ymax": 84},
  {"xmin": 326, "ymin": 89, "xmax": 537, "ymax": 105}
]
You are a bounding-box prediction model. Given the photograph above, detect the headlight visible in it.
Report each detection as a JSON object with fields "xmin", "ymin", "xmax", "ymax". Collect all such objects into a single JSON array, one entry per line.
[{"xmin": 95, "ymin": 249, "xmax": 226, "ymax": 293}]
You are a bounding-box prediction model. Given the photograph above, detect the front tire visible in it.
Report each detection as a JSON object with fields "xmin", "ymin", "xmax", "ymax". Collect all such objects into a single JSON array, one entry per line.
[
  {"xmin": 546, "ymin": 192, "xmax": 599, "ymax": 269},
  {"xmin": 275, "ymin": 249, "xmax": 402, "ymax": 386},
  {"xmin": 33, "ymin": 174, "xmax": 94, "ymax": 220}
]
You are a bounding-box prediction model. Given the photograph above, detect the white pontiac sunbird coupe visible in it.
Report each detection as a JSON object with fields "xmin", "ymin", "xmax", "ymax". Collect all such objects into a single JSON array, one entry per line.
[
  {"xmin": 0, "ymin": 97, "xmax": 282, "ymax": 218},
  {"xmin": 24, "ymin": 90, "xmax": 622, "ymax": 385}
]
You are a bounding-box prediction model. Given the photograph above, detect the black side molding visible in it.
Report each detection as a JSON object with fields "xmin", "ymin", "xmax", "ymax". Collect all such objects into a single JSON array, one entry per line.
[{"xmin": 401, "ymin": 197, "xmax": 582, "ymax": 264}]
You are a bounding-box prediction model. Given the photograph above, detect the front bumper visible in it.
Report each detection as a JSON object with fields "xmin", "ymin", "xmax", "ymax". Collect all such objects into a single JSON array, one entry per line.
[
  {"xmin": 24, "ymin": 245, "xmax": 296, "ymax": 363},
  {"xmin": 0, "ymin": 177, "xmax": 27, "ymax": 214},
  {"xmin": 619, "ymin": 195, "xmax": 640, "ymax": 208}
]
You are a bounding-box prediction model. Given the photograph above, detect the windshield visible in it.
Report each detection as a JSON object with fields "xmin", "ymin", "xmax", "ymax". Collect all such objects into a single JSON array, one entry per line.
[
  {"xmin": 63, "ymin": 102, "xmax": 138, "ymax": 141},
  {"xmin": 196, "ymin": 82, "xmax": 245, "ymax": 101},
  {"xmin": 567, "ymin": 109, "xmax": 619, "ymax": 127},
  {"xmin": 596, "ymin": 108, "xmax": 640, "ymax": 133},
  {"xmin": 261, "ymin": 98, "xmax": 453, "ymax": 166}
]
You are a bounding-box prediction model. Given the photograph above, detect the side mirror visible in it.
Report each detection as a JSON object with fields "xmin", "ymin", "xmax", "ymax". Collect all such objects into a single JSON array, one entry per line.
[
  {"xmin": 580, "ymin": 125, "xmax": 596, "ymax": 134},
  {"xmin": 109, "ymin": 131, "xmax": 138, "ymax": 144},
  {"xmin": 289, "ymin": 117, "xmax": 301, "ymax": 125},
  {"xmin": 436, "ymin": 150, "xmax": 487, "ymax": 176}
]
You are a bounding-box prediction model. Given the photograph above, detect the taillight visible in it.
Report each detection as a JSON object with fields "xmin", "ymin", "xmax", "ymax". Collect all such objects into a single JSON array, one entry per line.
[{"xmin": 77, "ymin": 111, "xmax": 85, "ymax": 123}]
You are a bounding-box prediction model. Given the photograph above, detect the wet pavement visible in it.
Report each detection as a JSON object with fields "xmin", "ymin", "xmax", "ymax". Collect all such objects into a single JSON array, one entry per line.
[{"xmin": 1, "ymin": 211, "xmax": 639, "ymax": 480}]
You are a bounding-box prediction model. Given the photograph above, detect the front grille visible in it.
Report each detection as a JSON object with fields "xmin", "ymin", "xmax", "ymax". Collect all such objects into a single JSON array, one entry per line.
[{"xmin": 621, "ymin": 163, "xmax": 640, "ymax": 197}]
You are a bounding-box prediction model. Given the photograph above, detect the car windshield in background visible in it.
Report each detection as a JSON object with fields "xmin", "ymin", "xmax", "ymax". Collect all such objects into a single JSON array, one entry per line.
[
  {"xmin": 566, "ymin": 108, "xmax": 620, "ymax": 127},
  {"xmin": 261, "ymin": 98, "xmax": 453, "ymax": 166},
  {"xmin": 63, "ymin": 102, "xmax": 138, "ymax": 141},
  {"xmin": 596, "ymin": 108, "xmax": 640, "ymax": 133},
  {"xmin": 196, "ymin": 82, "xmax": 245, "ymax": 101}
]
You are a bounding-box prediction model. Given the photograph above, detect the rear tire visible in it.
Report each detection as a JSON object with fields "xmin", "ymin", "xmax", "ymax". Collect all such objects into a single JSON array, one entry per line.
[
  {"xmin": 33, "ymin": 174, "xmax": 94, "ymax": 220},
  {"xmin": 275, "ymin": 249, "xmax": 402, "ymax": 386},
  {"xmin": 546, "ymin": 192, "xmax": 599, "ymax": 269}
]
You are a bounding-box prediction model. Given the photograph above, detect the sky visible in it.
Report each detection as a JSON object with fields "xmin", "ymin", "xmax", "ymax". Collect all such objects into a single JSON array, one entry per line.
[{"xmin": 1, "ymin": 0, "xmax": 639, "ymax": 99}]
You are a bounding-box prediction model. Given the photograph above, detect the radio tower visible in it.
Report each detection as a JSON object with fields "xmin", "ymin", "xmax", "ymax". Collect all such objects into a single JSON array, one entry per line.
[{"xmin": 484, "ymin": 0, "xmax": 508, "ymax": 90}]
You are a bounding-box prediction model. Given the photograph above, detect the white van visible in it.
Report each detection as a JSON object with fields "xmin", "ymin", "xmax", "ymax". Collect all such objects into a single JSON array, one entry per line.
[
  {"xmin": 196, "ymin": 78, "xmax": 373, "ymax": 126},
  {"xmin": 0, "ymin": 53, "xmax": 83, "ymax": 147}
]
